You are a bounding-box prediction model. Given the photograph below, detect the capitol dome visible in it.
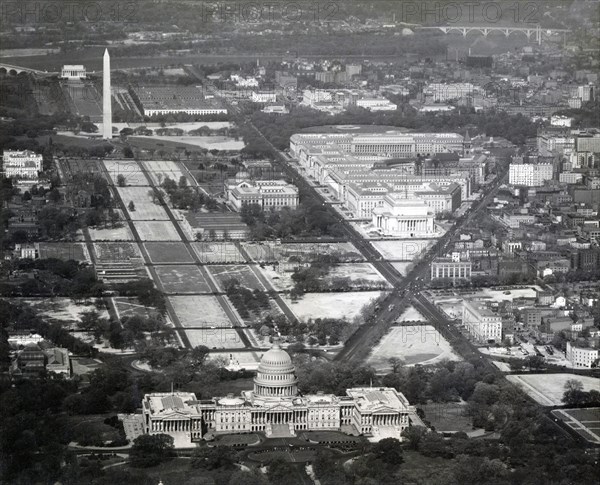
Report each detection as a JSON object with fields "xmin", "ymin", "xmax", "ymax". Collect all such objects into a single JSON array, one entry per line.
[{"xmin": 253, "ymin": 339, "xmax": 298, "ymax": 398}]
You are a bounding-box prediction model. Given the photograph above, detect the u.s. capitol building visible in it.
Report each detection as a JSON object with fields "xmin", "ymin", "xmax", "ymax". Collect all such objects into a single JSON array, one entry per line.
[{"xmin": 142, "ymin": 341, "xmax": 415, "ymax": 447}]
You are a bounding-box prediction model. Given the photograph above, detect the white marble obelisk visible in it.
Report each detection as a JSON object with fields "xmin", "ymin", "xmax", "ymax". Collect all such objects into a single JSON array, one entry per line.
[{"xmin": 102, "ymin": 48, "xmax": 112, "ymax": 139}]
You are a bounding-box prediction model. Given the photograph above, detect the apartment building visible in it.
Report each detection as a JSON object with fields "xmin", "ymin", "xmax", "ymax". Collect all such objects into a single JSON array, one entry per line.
[
  {"xmin": 509, "ymin": 161, "xmax": 553, "ymax": 186},
  {"xmin": 566, "ymin": 341, "xmax": 599, "ymax": 368}
]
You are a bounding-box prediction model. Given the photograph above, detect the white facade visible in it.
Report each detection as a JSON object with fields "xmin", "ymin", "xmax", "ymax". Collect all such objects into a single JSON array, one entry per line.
[
  {"xmin": 251, "ymin": 92, "xmax": 277, "ymax": 103},
  {"xmin": 144, "ymin": 108, "xmax": 227, "ymax": 116},
  {"xmin": 61, "ymin": 65, "xmax": 86, "ymax": 79},
  {"xmin": 302, "ymin": 89, "xmax": 333, "ymax": 106},
  {"xmin": 509, "ymin": 162, "xmax": 553, "ymax": 186},
  {"xmin": 372, "ymin": 196, "xmax": 435, "ymax": 237},
  {"xmin": 141, "ymin": 341, "xmax": 414, "ymax": 446},
  {"xmin": 2, "ymin": 150, "xmax": 42, "ymax": 179},
  {"xmin": 550, "ymin": 115, "xmax": 573, "ymax": 127},
  {"xmin": 424, "ymin": 83, "xmax": 477, "ymax": 102},
  {"xmin": 431, "ymin": 256, "xmax": 472, "ymax": 282},
  {"xmin": 356, "ymin": 98, "xmax": 397, "ymax": 111},
  {"xmin": 462, "ymin": 299, "xmax": 502, "ymax": 343},
  {"xmin": 566, "ymin": 342, "xmax": 599, "ymax": 368},
  {"xmin": 227, "ymin": 179, "xmax": 299, "ymax": 211}
]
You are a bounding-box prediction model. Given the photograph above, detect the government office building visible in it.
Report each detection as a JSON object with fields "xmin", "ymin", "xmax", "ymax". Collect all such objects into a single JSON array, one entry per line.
[{"xmin": 142, "ymin": 341, "xmax": 415, "ymax": 447}]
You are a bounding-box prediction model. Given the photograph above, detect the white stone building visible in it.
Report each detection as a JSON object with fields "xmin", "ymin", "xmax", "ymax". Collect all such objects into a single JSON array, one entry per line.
[
  {"xmin": 509, "ymin": 162, "xmax": 553, "ymax": 186},
  {"xmin": 356, "ymin": 98, "xmax": 397, "ymax": 111},
  {"xmin": 2, "ymin": 150, "xmax": 43, "ymax": 179},
  {"xmin": 251, "ymin": 92, "xmax": 277, "ymax": 103},
  {"xmin": 226, "ymin": 178, "xmax": 299, "ymax": 211},
  {"xmin": 462, "ymin": 299, "xmax": 502, "ymax": 343},
  {"xmin": 61, "ymin": 65, "xmax": 86, "ymax": 79},
  {"xmin": 372, "ymin": 196, "xmax": 435, "ymax": 237},
  {"xmin": 431, "ymin": 252, "xmax": 472, "ymax": 283},
  {"xmin": 141, "ymin": 341, "xmax": 415, "ymax": 447}
]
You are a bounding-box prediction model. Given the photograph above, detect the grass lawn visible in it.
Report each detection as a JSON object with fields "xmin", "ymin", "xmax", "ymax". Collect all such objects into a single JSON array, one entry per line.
[
  {"xmin": 144, "ymin": 242, "xmax": 193, "ymax": 263},
  {"xmin": 155, "ymin": 266, "xmax": 211, "ymax": 293},
  {"xmin": 127, "ymin": 136, "xmax": 207, "ymax": 154},
  {"xmin": 191, "ymin": 377, "xmax": 254, "ymax": 400},
  {"xmin": 208, "ymin": 265, "xmax": 265, "ymax": 291},
  {"xmin": 67, "ymin": 415, "xmax": 122, "ymax": 445},
  {"xmin": 121, "ymin": 458, "xmax": 214, "ymax": 485},
  {"xmin": 419, "ymin": 403, "xmax": 473, "ymax": 433},
  {"xmin": 39, "ymin": 242, "xmax": 88, "ymax": 262},
  {"xmin": 114, "ymin": 297, "xmax": 160, "ymax": 320}
]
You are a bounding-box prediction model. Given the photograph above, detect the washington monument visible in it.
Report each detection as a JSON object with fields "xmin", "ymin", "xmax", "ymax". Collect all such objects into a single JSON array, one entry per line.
[{"xmin": 102, "ymin": 48, "xmax": 112, "ymax": 139}]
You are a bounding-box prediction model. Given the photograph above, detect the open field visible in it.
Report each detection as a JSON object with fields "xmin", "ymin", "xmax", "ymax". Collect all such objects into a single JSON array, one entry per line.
[
  {"xmin": 38, "ymin": 242, "xmax": 89, "ymax": 262},
  {"xmin": 208, "ymin": 265, "xmax": 265, "ymax": 291},
  {"xmin": 131, "ymin": 135, "xmax": 244, "ymax": 151},
  {"xmin": 155, "ymin": 266, "xmax": 211, "ymax": 293},
  {"xmin": 169, "ymin": 295, "xmax": 232, "ymax": 328},
  {"xmin": 117, "ymin": 186, "xmax": 170, "ymax": 220},
  {"xmin": 419, "ymin": 402, "xmax": 473, "ymax": 433},
  {"xmin": 88, "ymin": 222, "xmax": 134, "ymax": 241},
  {"xmin": 391, "ymin": 261, "xmax": 413, "ymax": 276},
  {"xmin": 328, "ymin": 263, "xmax": 391, "ymax": 287},
  {"xmin": 190, "ymin": 242, "xmax": 245, "ymax": 263},
  {"xmin": 184, "ymin": 328, "xmax": 244, "ymax": 349},
  {"xmin": 144, "ymin": 242, "xmax": 193, "ymax": 263},
  {"xmin": 552, "ymin": 408, "xmax": 600, "ymax": 444},
  {"xmin": 282, "ymin": 291, "xmax": 385, "ymax": 321},
  {"xmin": 372, "ymin": 240, "xmax": 435, "ymax": 261},
  {"xmin": 113, "ymin": 297, "xmax": 161, "ymax": 320},
  {"xmin": 258, "ymin": 262, "xmax": 390, "ymax": 292},
  {"xmin": 94, "ymin": 242, "xmax": 141, "ymax": 260},
  {"xmin": 506, "ymin": 374, "xmax": 600, "ymax": 406},
  {"xmin": 142, "ymin": 160, "xmax": 187, "ymax": 186},
  {"xmin": 103, "ymin": 159, "xmax": 147, "ymax": 186},
  {"xmin": 242, "ymin": 241, "xmax": 364, "ymax": 263},
  {"xmin": 367, "ymin": 325, "xmax": 462, "ymax": 372},
  {"xmin": 20, "ymin": 298, "xmax": 109, "ymax": 326},
  {"xmin": 133, "ymin": 221, "xmax": 181, "ymax": 241}
]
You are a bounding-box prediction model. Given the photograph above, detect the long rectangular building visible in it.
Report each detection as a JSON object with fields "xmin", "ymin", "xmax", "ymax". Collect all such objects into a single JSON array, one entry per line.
[{"xmin": 290, "ymin": 132, "xmax": 465, "ymax": 159}]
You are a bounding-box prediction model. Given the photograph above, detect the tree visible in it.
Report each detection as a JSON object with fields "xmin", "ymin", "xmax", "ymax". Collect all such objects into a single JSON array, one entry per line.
[
  {"xmin": 129, "ymin": 434, "xmax": 174, "ymax": 468},
  {"xmin": 401, "ymin": 426, "xmax": 427, "ymax": 450},
  {"xmin": 227, "ymin": 469, "xmax": 270, "ymax": 485},
  {"xmin": 371, "ymin": 437, "xmax": 404, "ymax": 465},
  {"xmin": 81, "ymin": 122, "xmax": 98, "ymax": 133},
  {"xmin": 267, "ymin": 457, "xmax": 295, "ymax": 483},
  {"xmin": 128, "ymin": 201, "xmax": 135, "ymax": 212},
  {"xmin": 191, "ymin": 446, "xmax": 235, "ymax": 470},
  {"xmin": 48, "ymin": 188, "xmax": 61, "ymax": 203},
  {"xmin": 525, "ymin": 354, "xmax": 545, "ymax": 370},
  {"xmin": 117, "ymin": 174, "xmax": 126, "ymax": 187},
  {"xmin": 123, "ymin": 147, "xmax": 134, "ymax": 158}
]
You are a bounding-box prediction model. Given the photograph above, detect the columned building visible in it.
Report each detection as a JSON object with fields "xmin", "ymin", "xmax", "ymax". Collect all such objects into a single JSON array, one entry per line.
[
  {"xmin": 61, "ymin": 65, "xmax": 86, "ymax": 80},
  {"xmin": 431, "ymin": 252, "xmax": 472, "ymax": 282},
  {"xmin": 141, "ymin": 340, "xmax": 415, "ymax": 447},
  {"xmin": 372, "ymin": 196, "xmax": 435, "ymax": 237}
]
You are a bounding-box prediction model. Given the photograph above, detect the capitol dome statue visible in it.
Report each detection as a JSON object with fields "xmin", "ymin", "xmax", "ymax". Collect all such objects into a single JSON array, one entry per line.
[{"xmin": 253, "ymin": 338, "xmax": 298, "ymax": 398}]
